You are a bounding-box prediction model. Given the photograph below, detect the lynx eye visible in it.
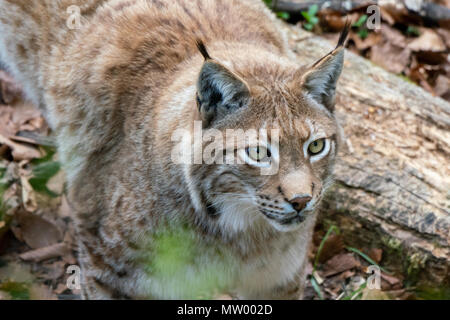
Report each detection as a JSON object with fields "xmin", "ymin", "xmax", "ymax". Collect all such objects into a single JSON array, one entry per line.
[
  {"xmin": 308, "ymin": 139, "xmax": 325, "ymax": 155},
  {"xmin": 246, "ymin": 146, "xmax": 271, "ymax": 162}
]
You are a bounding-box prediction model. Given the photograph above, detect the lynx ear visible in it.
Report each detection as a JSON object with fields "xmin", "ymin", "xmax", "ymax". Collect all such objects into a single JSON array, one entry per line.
[
  {"xmin": 300, "ymin": 23, "xmax": 350, "ymax": 112},
  {"xmin": 196, "ymin": 41, "xmax": 250, "ymax": 127}
]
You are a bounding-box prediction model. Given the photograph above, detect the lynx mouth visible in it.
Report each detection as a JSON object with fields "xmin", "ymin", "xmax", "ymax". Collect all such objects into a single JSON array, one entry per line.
[{"xmin": 260, "ymin": 209, "xmax": 307, "ymax": 226}]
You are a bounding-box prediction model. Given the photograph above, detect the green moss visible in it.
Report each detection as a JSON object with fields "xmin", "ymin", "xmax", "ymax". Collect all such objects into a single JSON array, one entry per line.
[
  {"xmin": 381, "ymin": 236, "xmax": 403, "ymax": 252},
  {"xmin": 406, "ymin": 252, "xmax": 427, "ymax": 278},
  {"xmin": 0, "ymin": 282, "xmax": 30, "ymax": 300},
  {"xmin": 415, "ymin": 286, "xmax": 450, "ymax": 300}
]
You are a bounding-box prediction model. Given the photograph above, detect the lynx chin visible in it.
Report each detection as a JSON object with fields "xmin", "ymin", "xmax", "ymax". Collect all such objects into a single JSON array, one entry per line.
[{"xmin": 0, "ymin": 0, "xmax": 349, "ymax": 299}]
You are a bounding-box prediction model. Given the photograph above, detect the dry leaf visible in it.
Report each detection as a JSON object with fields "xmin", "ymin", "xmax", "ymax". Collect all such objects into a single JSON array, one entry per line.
[
  {"xmin": 368, "ymin": 248, "xmax": 383, "ymax": 264},
  {"xmin": 41, "ymin": 260, "xmax": 67, "ymax": 280},
  {"xmin": 338, "ymin": 270, "xmax": 356, "ymax": 280},
  {"xmin": 434, "ymin": 74, "xmax": 450, "ymax": 97},
  {"xmin": 379, "ymin": 7, "xmax": 396, "ymax": 25},
  {"xmin": 0, "ymin": 133, "xmax": 42, "ymax": 161},
  {"xmin": 371, "ymin": 42, "xmax": 411, "ymax": 74},
  {"xmin": 408, "ymin": 28, "xmax": 446, "ymax": 52},
  {"xmin": 0, "ymin": 106, "xmax": 17, "ymax": 137},
  {"xmin": 11, "ymin": 102, "xmax": 42, "ymax": 129},
  {"xmin": 54, "ymin": 283, "xmax": 69, "ymax": 295},
  {"xmin": 361, "ymin": 288, "xmax": 390, "ymax": 300},
  {"xmin": 29, "ymin": 284, "xmax": 58, "ymax": 300},
  {"xmin": 381, "ymin": 273, "xmax": 401, "ymax": 286},
  {"xmin": 351, "ymin": 32, "xmax": 383, "ymax": 51},
  {"xmin": 320, "ymin": 11, "xmax": 347, "ymax": 31},
  {"xmin": 14, "ymin": 211, "xmax": 63, "ymax": 249},
  {"xmin": 0, "ymin": 290, "xmax": 12, "ymax": 300},
  {"xmin": 322, "ymin": 253, "xmax": 360, "ymax": 277},
  {"xmin": 436, "ymin": 28, "xmax": 450, "ymax": 48},
  {"xmin": 19, "ymin": 243, "xmax": 68, "ymax": 262},
  {"xmin": 20, "ymin": 175, "xmax": 38, "ymax": 212},
  {"xmin": 381, "ymin": 24, "xmax": 407, "ymax": 47},
  {"xmin": 318, "ymin": 234, "xmax": 345, "ymax": 263}
]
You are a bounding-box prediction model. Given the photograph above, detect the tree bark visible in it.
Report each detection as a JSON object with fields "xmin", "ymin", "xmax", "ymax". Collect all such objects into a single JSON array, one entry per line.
[
  {"xmin": 282, "ymin": 24, "xmax": 450, "ymax": 287},
  {"xmin": 273, "ymin": 0, "xmax": 450, "ymax": 28}
]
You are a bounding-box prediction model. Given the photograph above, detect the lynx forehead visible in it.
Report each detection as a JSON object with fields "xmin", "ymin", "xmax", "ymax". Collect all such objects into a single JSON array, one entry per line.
[{"xmin": 0, "ymin": 0, "xmax": 348, "ymax": 299}]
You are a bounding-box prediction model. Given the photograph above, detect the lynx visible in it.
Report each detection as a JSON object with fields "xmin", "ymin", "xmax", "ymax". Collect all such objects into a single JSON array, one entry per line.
[{"xmin": 0, "ymin": 0, "xmax": 348, "ymax": 299}]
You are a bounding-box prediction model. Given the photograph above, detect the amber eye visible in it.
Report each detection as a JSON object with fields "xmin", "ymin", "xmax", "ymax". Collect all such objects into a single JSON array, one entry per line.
[
  {"xmin": 246, "ymin": 146, "xmax": 271, "ymax": 162},
  {"xmin": 308, "ymin": 139, "xmax": 325, "ymax": 155}
]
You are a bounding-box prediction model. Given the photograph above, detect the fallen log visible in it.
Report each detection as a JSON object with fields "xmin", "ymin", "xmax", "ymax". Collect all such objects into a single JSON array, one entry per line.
[
  {"xmin": 273, "ymin": 0, "xmax": 450, "ymax": 28},
  {"xmin": 281, "ymin": 24, "xmax": 450, "ymax": 287}
]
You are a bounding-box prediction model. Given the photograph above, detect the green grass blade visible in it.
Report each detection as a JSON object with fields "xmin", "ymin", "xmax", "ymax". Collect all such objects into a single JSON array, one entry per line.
[
  {"xmin": 310, "ymin": 276, "xmax": 324, "ymax": 300},
  {"xmin": 313, "ymin": 225, "xmax": 340, "ymax": 272},
  {"xmin": 346, "ymin": 247, "xmax": 392, "ymax": 274},
  {"xmin": 308, "ymin": 4, "xmax": 319, "ymax": 17},
  {"xmin": 353, "ymin": 15, "xmax": 368, "ymax": 28}
]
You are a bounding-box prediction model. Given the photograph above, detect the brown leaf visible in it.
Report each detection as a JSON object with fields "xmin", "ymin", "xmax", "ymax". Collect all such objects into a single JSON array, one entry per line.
[
  {"xmin": 368, "ymin": 248, "xmax": 383, "ymax": 264},
  {"xmin": 370, "ymin": 42, "xmax": 411, "ymax": 74},
  {"xmin": 381, "ymin": 273, "xmax": 401, "ymax": 286},
  {"xmin": 351, "ymin": 32, "xmax": 383, "ymax": 51},
  {"xmin": 318, "ymin": 234, "xmax": 345, "ymax": 263},
  {"xmin": 0, "ymin": 106, "xmax": 18, "ymax": 137},
  {"xmin": 54, "ymin": 283, "xmax": 69, "ymax": 295},
  {"xmin": 11, "ymin": 102, "xmax": 42, "ymax": 129},
  {"xmin": 29, "ymin": 284, "xmax": 58, "ymax": 300},
  {"xmin": 379, "ymin": 3, "xmax": 421, "ymax": 26},
  {"xmin": 361, "ymin": 288, "xmax": 390, "ymax": 300},
  {"xmin": 0, "ymin": 100, "xmax": 43, "ymax": 140},
  {"xmin": 380, "ymin": 24, "xmax": 407, "ymax": 47},
  {"xmin": 322, "ymin": 253, "xmax": 360, "ymax": 277},
  {"xmin": 408, "ymin": 28, "xmax": 446, "ymax": 52},
  {"xmin": 436, "ymin": 28, "xmax": 450, "ymax": 48},
  {"xmin": 434, "ymin": 75, "xmax": 450, "ymax": 97},
  {"xmin": 338, "ymin": 270, "xmax": 356, "ymax": 281},
  {"xmin": 379, "ymin": 7, "xmax": 396, "ymax": 25},
  {"xmin": 320, "ymin": 11, "xmax": 348, "ymax": 31},
  {"xmin": 0, "ymin": 290, "xmax": 12, "ymax": 300},
  {"xmin": 20, "ymin": 175, "xmax": 38, "ymax": 212},
  {"xmin": 14, "ymin": 211, "xmax": 63, "ymax": 249},
  {"xmin": 415, "ymin": 51, "xmax": 448, "ymax": 65},
  {"xmin": 0, "ymin": 133, "xmax": 42, "ymax": 161}
]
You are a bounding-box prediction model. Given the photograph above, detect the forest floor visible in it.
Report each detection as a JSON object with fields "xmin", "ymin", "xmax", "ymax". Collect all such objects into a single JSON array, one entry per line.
[{"xmin": 0, "ymin": 1, "xmax": 449, "ymax": 300}]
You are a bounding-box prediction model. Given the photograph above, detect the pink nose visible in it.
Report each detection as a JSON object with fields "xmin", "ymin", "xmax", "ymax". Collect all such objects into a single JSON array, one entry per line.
[{"xmin": 289, "ymin": 195, "xmax": 312, "ymax": 212}]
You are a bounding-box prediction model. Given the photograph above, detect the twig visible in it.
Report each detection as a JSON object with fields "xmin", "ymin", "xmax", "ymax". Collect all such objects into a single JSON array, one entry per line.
[{"xmin": 19, "ymin": 242, "xmax": 69, "ymax": 262}]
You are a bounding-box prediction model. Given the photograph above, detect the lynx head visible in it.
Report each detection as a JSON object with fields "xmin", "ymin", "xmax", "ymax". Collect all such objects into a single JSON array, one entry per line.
[{"xmin": 187, "ymin": 26, "xmax": 349, "ymax": 234}]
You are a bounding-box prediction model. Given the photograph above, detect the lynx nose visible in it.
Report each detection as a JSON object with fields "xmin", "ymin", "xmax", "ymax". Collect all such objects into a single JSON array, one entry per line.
[{"xmin": 289, "ymin": 195, "xmax": 312, "ymax": 213}]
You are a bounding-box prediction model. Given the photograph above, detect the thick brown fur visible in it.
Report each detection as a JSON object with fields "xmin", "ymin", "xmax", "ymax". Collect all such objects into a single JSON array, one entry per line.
[{"xmin": 0, "ymin": 0, "xmax": 347, "ymax": 299}]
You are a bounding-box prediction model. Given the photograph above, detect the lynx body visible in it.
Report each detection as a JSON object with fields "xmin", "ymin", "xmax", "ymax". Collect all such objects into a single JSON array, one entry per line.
[{"xmin": 0, "ymin": 0, "xmax": 347, "ymax": 299}]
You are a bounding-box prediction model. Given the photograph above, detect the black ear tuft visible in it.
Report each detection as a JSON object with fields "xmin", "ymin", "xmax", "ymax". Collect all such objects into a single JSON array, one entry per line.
[
  {"xmin": 196, "ymin": 40, "xmax": 212, "ymax": 61},
  {"xmin": 299, "ymin": 22, "xmax": 349, "ymax": 112},
  {"xmin": 336, "ymin": 19, "xmax": 351, "ymax": 49}
]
